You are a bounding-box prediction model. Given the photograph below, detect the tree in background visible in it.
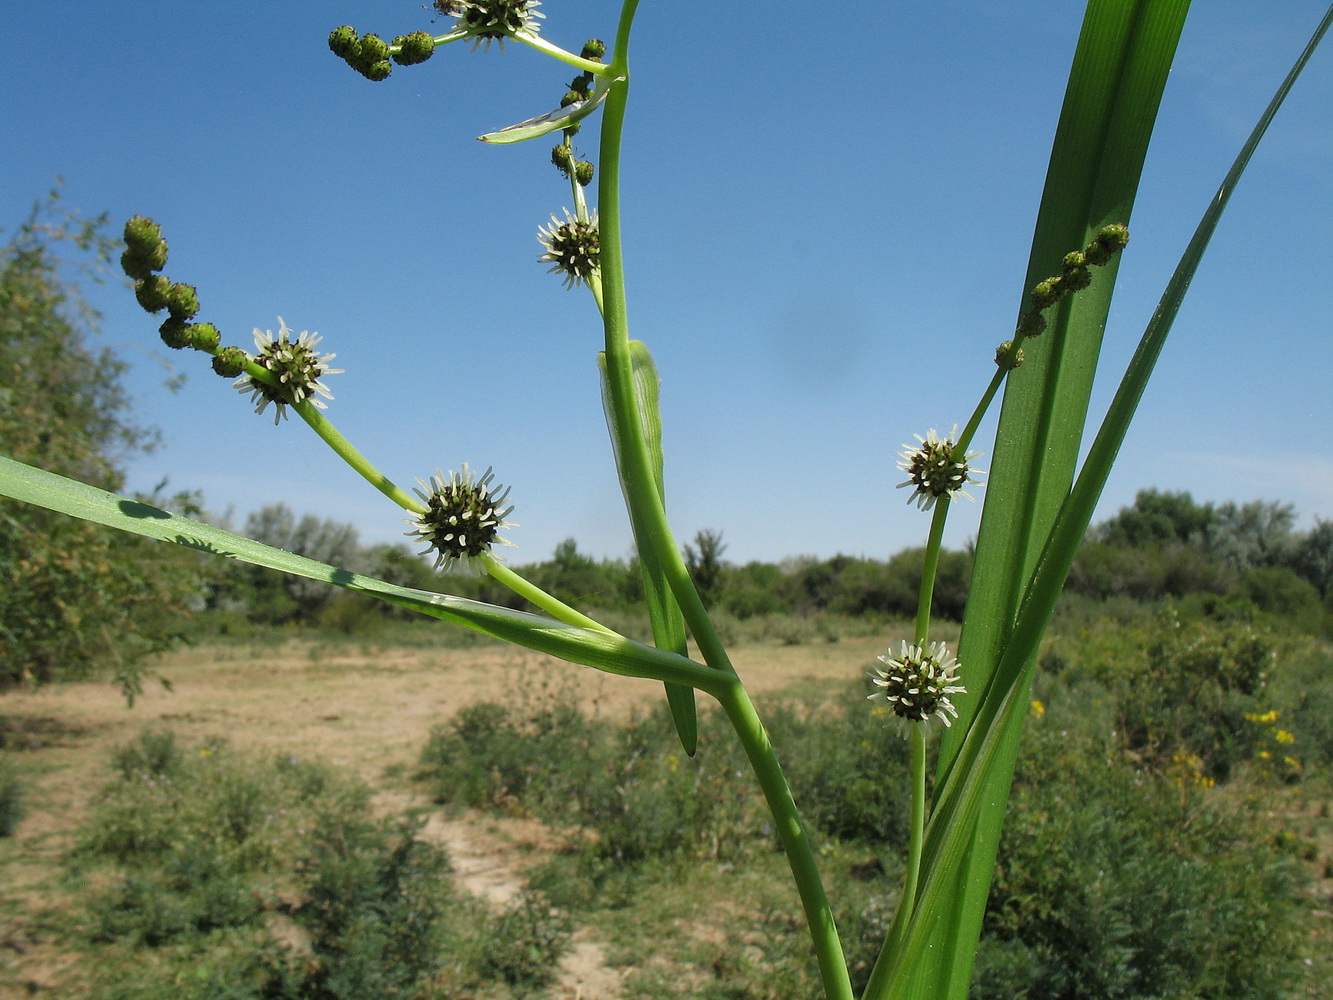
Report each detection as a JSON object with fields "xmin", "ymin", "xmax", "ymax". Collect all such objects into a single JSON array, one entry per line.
[
  {"xmin": 236, "ymin": 503, "xmax": 364, "ymax": 623},
  {"xmin": 0, "ymin": 190, "xmax": 196, "ymax": 697},
  {"xmin": 683, "ymin": 528, "xmax": 727, "ymax": 605}
]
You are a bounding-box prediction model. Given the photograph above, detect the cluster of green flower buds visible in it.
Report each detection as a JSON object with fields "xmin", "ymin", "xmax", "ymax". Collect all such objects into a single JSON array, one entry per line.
[
  {"xmin": 329, "ymin": 25, "xmax": 435, "ymax": 81},
  {"xmin": 548, "ymin": 40, "xmax": 604, "ymax": 184},
  {"xmin": 552, "ymin": 39, "xmax": 605, "ymax": 141},
  {"xmin": 551, "ymin": 145, "xmax": 595, "ymax": 187},
  {"xmin": 120, "ymin": 217, "xmax": 220, "ymax": 354},
  {"xmin": 1014, "ymin": 223, "xmax": 1130, "ymax": 339},
  {"xmin": 994, "ymin": 340, "xmax": 1025, "ymax": 371}
]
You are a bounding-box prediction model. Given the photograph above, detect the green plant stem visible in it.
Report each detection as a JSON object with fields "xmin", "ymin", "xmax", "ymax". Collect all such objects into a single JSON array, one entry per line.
[
  {"xmin": 954, "ymin": 367, "xmax": 1007, "ymax": 456},
  {"xmin": 291, "ymin": 401, "xmax": 427, "ymax": 514},
  {"xmin": 914, "ymin": 501, "xmax": 950, "ymax": 643},
  {"xmin": 714, "ymin": 679, "xmax": 854, "ymax": 1000},
  {"xmin": 515, "ymin": 30, "xmax": 612, "ymax": 76},
  {"xmin": 880, "ymin": 727, "xmax": 929, "ymax": 969},
  {"xmin": 481, "ymin": 553, "xmax": 618, "ymax": 635},
  {"xmin": 212, "ymin": 349, "xmax": 427, "ymax": 514},
  {"xmin": 597, "ymin": 1, "xmax": 728, "ymax": 676},
  {"xmin": 593, "ymin": 3, "xmax": 848, "ymax": 995}
]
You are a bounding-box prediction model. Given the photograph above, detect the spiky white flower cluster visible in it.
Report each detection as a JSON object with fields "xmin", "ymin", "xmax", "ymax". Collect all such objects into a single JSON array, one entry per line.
[
  {"xmin": 407, "ymin": 464, "xmax": 516, "ymax": 573},
  {"xmin": 869, "ymin": 640, "xmax": 966, "ymax": 737},
  {"xmin": 234, "ymin": 319, "xmax": 342, "ymax": 424},
  {"xmin": 896, "ymin": 426, "xmax": 984, "ymax": 510}
]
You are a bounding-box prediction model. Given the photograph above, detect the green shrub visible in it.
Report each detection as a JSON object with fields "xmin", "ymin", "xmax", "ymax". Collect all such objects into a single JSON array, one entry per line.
[
  {"xmin": 1043, "ymin": 610, "xmax": 1277, "ymax": 779},
  {"xmin": 482, "ymin": 890, "xmax": 572, "ymax": 991},
  {"xmin": 76, "ymin": 731, "xmax": 460, "ymax": 1000},
  {"xmin": 110, "ymin": 728, "xmax": 184, "ymax": 782},
  {"xmin": 973, "ymin": 721, "xmax": 1308, "ymax": 1000},
  {"xmin": 741, "ymin": 684, "xmax": 913, "ymax": 850},
  {"xmin": 0, "ymin": 750, "xmax": 22, "ymax": 836}
]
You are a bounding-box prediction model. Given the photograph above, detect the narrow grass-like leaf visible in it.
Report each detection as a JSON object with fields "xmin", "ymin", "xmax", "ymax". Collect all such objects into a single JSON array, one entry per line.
[
  {"xmin": 878, "ymin": 4, "xmax": 1332, "ymax": 998},
  {"xmin": 478, "ymin": 77, "xmax": 612, "ymax": 144},
  {"xmin": 866, "ymin": 3, "xmax": 1193, "ymax": 998},
  {"xmin": 0, "ymin": 454, "xmax": 725, "ymax": 695},
  {"xmin": 599, "ymin": 343, "xmax": 698, "ymax": 754}
]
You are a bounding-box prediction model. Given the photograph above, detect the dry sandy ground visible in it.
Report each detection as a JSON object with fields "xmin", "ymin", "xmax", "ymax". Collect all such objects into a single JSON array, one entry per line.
[{"xmin": 0, "ymin": 633, "xmax": 891, "ymax": 999}]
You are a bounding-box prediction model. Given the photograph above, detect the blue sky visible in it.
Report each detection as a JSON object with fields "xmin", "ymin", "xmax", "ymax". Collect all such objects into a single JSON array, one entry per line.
[{"xmin": 4, "ymin": 2, "xmax": 1331, "ymax": 566}]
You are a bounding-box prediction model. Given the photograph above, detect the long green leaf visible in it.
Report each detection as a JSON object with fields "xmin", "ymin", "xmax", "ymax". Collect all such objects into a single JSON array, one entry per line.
[
  {"xmin": 884, "ymin": 3, "xmax": 1332, "ymax": 997},
  {"xmin": 0, "ymin": 454, "xmax": 726, "ymax": 695},
  {"xmin": 599, "ymin": 343, "xmax": 698, "ymax": 754},
  {"xmin": 871, "ymin": 3, "xmax": 1193, "ymax": 998}
]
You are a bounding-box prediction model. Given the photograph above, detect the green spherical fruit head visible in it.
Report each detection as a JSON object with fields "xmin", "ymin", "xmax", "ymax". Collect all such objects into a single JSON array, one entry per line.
[
  {"xmin": 394, "ymin": 31, "xmax": 435, "ymax": 65},
  {"xmin": 123, "ymin": 215, "xmax": 164, "ymax": 254},
  {"xmin": 360, "ymin": 33, "xmax": 389, "ymax": 62},
  {"xmin": 188, "ymin": 322, "xmax": 221, "ymax": 352},
  {"xmin": 211, "ymin": 346, "xmax": 248, "ymax": 378},
  {"xmin": 328, "ymin": 25, "xmax": 358, "ymax": 59},
  {"xmin": 166, "ymin": 282, "xmax": 201, "ymax": 320},
  {"xmin": 159, "ymin": 317, "xmax": 192, "ymax": 350},
  {"xmin": 134, "ymin": 275, "xmax": 172, "ymax": 313}
]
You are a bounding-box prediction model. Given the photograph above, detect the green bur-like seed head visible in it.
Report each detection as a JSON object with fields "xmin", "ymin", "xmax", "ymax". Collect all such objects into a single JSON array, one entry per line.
[
  {"xmin": 1016, "ymin": 311, "xmax": 1047, "ymax": 338},
  {"xmin": 393, "ymin": 31, "xmax": 436, "ymax": 65},
  {"xmin": 574, "ymin": 160, "xmax": 594, "ymax": 187},
  {"xmin": 1062, "ymin": 265, "xmax": 1092, "ymax": 292},
  {"xmin": 328, "ymin": 25, "xmax": 358, "ymax": 59},
  {"xmin": 359, "ymin": 33, "xmax": 389, "ymax": 62},
  {"xmin": 123, "ymin": 215, "xmax": 165, "ymax": 255},
  {"xmin": 211, "ymin": 346, "xmax": 249, "ymax": 378},
  {"xmin": 551, "ymin": 144, "xmax": 574, "ymax": 175},
  {"xmin": 1029, "ymin": 277, "xmax": 1062, "ymax": 311},
  {"xmin": 121, "ymin": 216, "xmax": 168, "ymax": 279},
  {"xmin": 166, "ymin": 282, "xmax": 200, "ymax": 320},
  {"xmin": 995, "ymin": 340, "xmax": 1024, "ymax": 369},
  {"xmin": 159, "ymin": 317, "xmax": 192, "ymax": 350},
  {"xmin": 188, "ymin": 322, "xmax": 220, "ymax": 352},
  {"xmin": 134, "ymin": 275, "xmax": 172, "ymax": 313}
]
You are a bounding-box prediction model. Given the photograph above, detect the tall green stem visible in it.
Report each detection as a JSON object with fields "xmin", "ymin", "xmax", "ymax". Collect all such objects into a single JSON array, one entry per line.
[
  {"xmin": 594, "ymin": 4, "xmax": 849, "ymax": 995},
  {"xmin": 714, "ymin": 679, "xmax": 854, "ymax": 1000},
  {"xmin": 876, "ymin": 727, "xmax": 928, "ymax": 976},
  {"xmin": 482, "ymin": 554, "xmax": 618, "ymax": 634}
]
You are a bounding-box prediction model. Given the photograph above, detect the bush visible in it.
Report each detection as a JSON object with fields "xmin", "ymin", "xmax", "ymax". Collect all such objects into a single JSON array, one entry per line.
[
  {"xmin": 0, "ymin": 750, "xmax": 22, "ymax": 836},
  {"xmin": 1044, "ymin": 609, "xmax": 1278, "ymax": 779},
  {"xmin": 75, "ymin": 732, "xmax": 459, "ymax": 999},
  {"xmin": 482, "ymin": 890, "xmax": 572, "ymax": 991},
  {"xmin": 974, "ymin": 719, "xmax": 1308, "ymax": 1000}
]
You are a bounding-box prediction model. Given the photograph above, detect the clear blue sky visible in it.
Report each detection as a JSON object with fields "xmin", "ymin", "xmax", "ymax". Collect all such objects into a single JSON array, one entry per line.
[{"xmin": 4, "ymin": 2, "xmax": 1330, "ymax": 566}]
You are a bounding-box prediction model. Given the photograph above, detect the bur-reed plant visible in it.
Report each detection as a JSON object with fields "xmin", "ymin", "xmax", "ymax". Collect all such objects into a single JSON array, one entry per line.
[{"xmin": 3, "ymin": 3, "xmax": 1331, "ymax": 997}]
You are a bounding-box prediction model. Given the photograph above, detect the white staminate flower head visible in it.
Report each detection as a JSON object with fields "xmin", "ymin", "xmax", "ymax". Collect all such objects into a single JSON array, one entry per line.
[
  {"xmin": 234, "ymin": 318, "xmax": 342, "ymax": 424},
  {"xmin": 434, "ymin": 0, "xmax": 544, "ymax": 50},
  {"xmin": 407, "ymin": 463, "xmax": 516, "ymax": 573},
  {"xmin": 896, "ymin": 425, "xmax": 985, "ymax": 510},
  {"xmin": 537, "ymin": 209, "xmax": 600, "ymax": 289},
  {"xmin": 869, "ymin": 640, "xmax": 967, "ymax": 738}
]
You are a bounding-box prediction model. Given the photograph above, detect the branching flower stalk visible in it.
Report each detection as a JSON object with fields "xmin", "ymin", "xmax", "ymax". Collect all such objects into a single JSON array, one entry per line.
[{"xmin": 119, "ymin": 215, "xmax": 625, "ymax": 642}]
